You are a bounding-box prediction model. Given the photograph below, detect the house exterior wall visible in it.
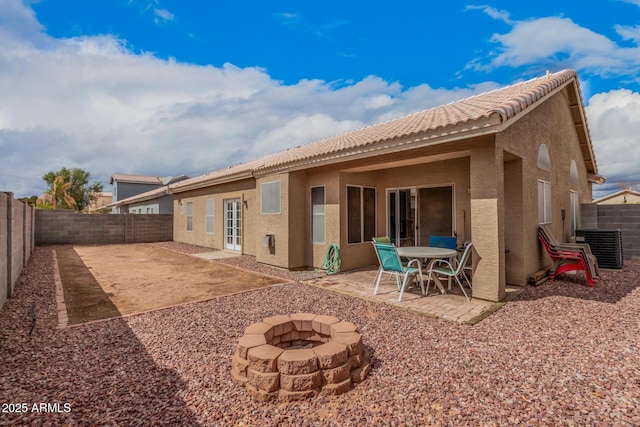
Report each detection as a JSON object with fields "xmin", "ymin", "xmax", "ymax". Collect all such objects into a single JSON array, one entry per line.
[
  {"xmin": 172, "ymin": 179, "xmax": 256, "ymax": 254},
  {"xmin": 255, "ymin": 173, "xmax": 290, "ymax": 267},
  {"xmin": 305, "ymin": 169, "xmax": 341, "ymax": 270},
  {"xmin": 496, "ymin": 88, "xmax": 592, "ymax": 284},
  {"xmin": 167, "ymin": 87, "xmax": 593, "ymax": 302},
  {"xmin": 127, "ymin": 194, "xmax": 174, "ymax": 214},
  {"xmin": 596, "ymin": 193, "xmax": 640, "ymax": 205},
  {"xmin": 112, "ymin": 181, "xmax": 162, "ymax": 213}
]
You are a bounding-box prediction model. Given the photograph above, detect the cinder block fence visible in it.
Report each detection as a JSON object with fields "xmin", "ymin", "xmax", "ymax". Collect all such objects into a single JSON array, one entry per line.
[
  {"xmin": 35, "ymin": 210, "xmax": 173, "ymax": 245},
  {"xmin": 581, "ymin": 204, "xmax": 640, "ymax": 259},
  {"xmin": 1, "ymin": 192, "xmax": 35, "ymax": 309}
]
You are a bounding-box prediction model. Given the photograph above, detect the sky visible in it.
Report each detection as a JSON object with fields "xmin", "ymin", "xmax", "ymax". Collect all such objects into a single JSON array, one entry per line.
[{"xmin": 1, "ymin": 0, "xmax": 639, "ymax": 199}]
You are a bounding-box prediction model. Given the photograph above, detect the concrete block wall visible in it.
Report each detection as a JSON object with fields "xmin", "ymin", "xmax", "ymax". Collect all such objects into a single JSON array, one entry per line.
[
  {"xmin": 1, "ymin": 192, "xmax": 35, "ymax": 309},
  {"xmin": 35, "ymin": 211, "xmax": 173, "ymax": 245},
  {"xmin": 581, "ymin": 203, "xmax": 640, "ymax": 259}
]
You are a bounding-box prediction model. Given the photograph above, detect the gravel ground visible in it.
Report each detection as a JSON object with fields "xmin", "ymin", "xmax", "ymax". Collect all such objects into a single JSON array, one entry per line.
[{"xmin": 1, "ymin": 245, "xmax": 639, "ymax": 426}]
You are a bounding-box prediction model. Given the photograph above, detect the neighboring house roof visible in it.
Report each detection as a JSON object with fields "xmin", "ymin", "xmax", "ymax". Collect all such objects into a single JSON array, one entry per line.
[
  {"xmin": 107, "ymin": 186, "xmax": 169, "ymax": 208},
  {"xmin": 106, "ymin": 176, "xmax": 189, "ymax": 208},
  {"xmin": 593, "ymin": 189, "xmax": 640, "ymax": 204},
  {"xmin": 171, "ymin": 69, "xmax": 601, "ymax": 193},
  {"xmin": 110, "ymin": 174, "xmax": 163, "ymax": 185}
]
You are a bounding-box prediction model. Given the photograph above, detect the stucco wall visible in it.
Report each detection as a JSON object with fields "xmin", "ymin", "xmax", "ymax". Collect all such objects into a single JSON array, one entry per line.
[
  {"xmin": 255, "ymin": 173, "xmax": 290, "ymax": 267},
  {"xmin": 172, "ymin": 179, "xmax": 256, "ymax": 254},
  {"xmin": 596, "ymin": 193, "xmax": 640, "ymax": 205},
  {"xmin": 305, "ymin": 169, "xmax": 341, "ymax": 270},
  {"xmin": 496, "ymin": 87, "xmax": 592, "ymax": 282}
]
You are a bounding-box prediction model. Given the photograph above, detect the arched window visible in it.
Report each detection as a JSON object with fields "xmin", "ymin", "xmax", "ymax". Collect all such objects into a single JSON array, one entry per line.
[
  {"xmin": 537, "ymin": 144, "xmax": 550, "ymax": 171},
  {"xmin": 569, "ymin": 160, "xmax": 578, "ymax": 184}
]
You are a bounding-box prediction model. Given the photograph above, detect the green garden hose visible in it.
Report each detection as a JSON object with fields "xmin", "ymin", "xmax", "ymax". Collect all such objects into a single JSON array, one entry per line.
[{"xmin": 321, "ymin": 244, "xmax": 341, "ymax": 275}]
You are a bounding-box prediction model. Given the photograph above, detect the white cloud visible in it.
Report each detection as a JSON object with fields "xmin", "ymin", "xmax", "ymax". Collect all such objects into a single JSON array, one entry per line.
[
  {"xmin": 0, "ymin": 0, "xmax": 485, "ymax": 197},
  {"xmin": 586, "ymin": 89, "xmax": 640, "ymax": 195},
  {"xmin": 465, "ymin": 5, "xmax": 513, "ymax": 25},
  {"xmin": 469, "ymin": 13, "xmax": 640, "ymax": 80},
  {"xmin": 154, "ymin": 8, "xmax": 174, "ymax": 25},
  {"xmin": 616, "ymin": 24, "xmax": 640, "ymax": 43}
]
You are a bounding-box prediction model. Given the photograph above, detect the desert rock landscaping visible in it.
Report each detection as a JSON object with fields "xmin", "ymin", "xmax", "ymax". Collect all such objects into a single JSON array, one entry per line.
[{"xmin": 0, "ymin": 245, "xmax": 639, "ymax": 426}]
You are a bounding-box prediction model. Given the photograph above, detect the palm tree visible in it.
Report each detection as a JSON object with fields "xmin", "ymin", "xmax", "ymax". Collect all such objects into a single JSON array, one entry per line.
[{"xmin": 38, "ymin": 175, "xmax": 77, "ymax": 209}]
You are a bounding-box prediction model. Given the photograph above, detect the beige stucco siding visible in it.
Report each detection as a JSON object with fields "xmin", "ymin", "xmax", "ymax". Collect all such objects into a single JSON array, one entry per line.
[
  {"xmin": 173, "ymin": 179, "xmax": 257, "ymax": 255},
  {"xmin": 255, "ymin": 173, "xmax": 290, "ymax": 267},
  {"xmin": 304, "ymin": 169, "xmax": 341, "ymax": 270},
  {"xmin": 597, "ymin": 193, "xmax": 640, "ymax": 205},
  {"xmin": 496, "ymin": 88, "xmax": 592, "ymax": 281}
]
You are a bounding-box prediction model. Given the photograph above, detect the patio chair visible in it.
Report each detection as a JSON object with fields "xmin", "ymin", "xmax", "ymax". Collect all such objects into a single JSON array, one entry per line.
[
  {"xmin": 372, "ymin": 242, "xmax": 424, "ymax": 302},
  {"xmin": 539, "ymin": 225, "xmax": 599, "ymax": 280},
  {"xmin": 429, "ymin": 235, "xmax": 457, "ymax": 250},
  {"xmin": 372, "ymin": 236, "xmax": 397, "ymax": 283},
  {"xmin": 538, "ymin": 227, "xmax": 598, "ymax": 286},
  {"xmin": 372, "ymin": 236, "xmax": 391, "ymax": 244},
  {"xmin": 427, "ymin": 242, "xmax": 473, "ymax": 301}
]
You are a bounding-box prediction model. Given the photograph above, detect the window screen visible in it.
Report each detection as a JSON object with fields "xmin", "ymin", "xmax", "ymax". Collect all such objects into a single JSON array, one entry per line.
[
  {"xmin": 538, "ymin": 180, "xmax": 551, "ymax": 224},
  {"xmin": 570, "ymin": 191, "xmax": 579, "ymax": 237},
  {"xmin": 261, "ymin": 181, "xmax": 281, "ymax": 214},
  {"xmin": 347, "ymin": 185, "xmax": 376, "ymax": 244},
  {"xmin": 206, "ymin": 199, "xmax": 214, "ymax": 233},
  {"xmin": 186, "ymin": 201, "xmax": 194, "ymax": 231},
  {"xmin": 311, "ymin": 187, "xmax": 325, "ymax": 244}
]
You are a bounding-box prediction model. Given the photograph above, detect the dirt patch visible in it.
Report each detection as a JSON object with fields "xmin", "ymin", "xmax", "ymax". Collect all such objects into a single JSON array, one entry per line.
[{"xmin": 57, "ymin": 244, "xmax": 285, "ymax": 324}]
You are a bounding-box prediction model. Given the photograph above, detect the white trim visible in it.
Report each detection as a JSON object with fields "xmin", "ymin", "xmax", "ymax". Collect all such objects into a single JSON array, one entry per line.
[{"xmin": 538, "ymin": 180, "xmax": 552, "ymax": 224}]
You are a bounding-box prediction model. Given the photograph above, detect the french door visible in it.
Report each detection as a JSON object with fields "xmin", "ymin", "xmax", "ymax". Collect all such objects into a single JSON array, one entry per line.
[{"xmin": 224, "ymin": 198, "xmax": 242, "ymax": 251}]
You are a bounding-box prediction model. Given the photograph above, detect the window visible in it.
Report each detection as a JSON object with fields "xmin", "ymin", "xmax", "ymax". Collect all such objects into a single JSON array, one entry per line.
[
  {"xmin": 186, "ymin": 201, "xmax": 193, "ymax": 231},
  {"xmin": 569, "ymin": 160, "xmax": 578, "ymax": 185},
  {"xmin": 347, "ymin": 185, "xmax": 376, "ymax": 244},
  {"xmin": 261, "ymin": 181, "xmax": 281, "ymax": 214},
  {"xmin": 570, "ymin": 190, "xmax": 579, "ymax": 237},
  {"xmin": 538, "ymin": 180, "xmax": 552, "ymax": 224},
  {"xmin": 537, "ymin": 144, "xmax": 550, "ymax": 171},
  {"xmin": 206, "ymin": 199, "xmax": 215, "ymax": 233},
  {"xmin": 311, "ymin": 187, "xmax": 325, "ymax": 244}
]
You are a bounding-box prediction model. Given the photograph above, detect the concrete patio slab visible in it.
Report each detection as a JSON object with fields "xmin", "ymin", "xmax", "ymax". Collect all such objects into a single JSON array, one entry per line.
[
  {"xmin": 302, "ymin": 266, "xmax": 524, "ymax": 324},
  {"xmin": 191, "ymin": 250, "xmax": 241, "ymax": 260}
]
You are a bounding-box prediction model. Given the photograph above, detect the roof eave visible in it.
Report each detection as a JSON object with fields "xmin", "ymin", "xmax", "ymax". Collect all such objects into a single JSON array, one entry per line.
[
  {"xmin": 252, "ymin": 116, "xmax": 502, "ymax": 176},
  {"xmin": 169, "ymin": 171, "xmax": 255, "ymax": 194}
]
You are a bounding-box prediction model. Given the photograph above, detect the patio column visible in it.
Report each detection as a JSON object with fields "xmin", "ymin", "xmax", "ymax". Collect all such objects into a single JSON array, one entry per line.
[{"xmin": 469, "ymin": 142, "xmax": 506, "ymax": 302}]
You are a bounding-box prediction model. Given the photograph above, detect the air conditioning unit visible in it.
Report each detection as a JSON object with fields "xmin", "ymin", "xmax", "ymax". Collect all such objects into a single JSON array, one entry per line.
[{"xmin": 576, "ymin": 229, "xmax": 623, "ymax": 269}]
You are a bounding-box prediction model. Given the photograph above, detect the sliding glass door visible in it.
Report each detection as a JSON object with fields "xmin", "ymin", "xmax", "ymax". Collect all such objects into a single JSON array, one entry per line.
[{"xmin": 388, "ymin": 186, "xmax": 453, "ymax": 246}]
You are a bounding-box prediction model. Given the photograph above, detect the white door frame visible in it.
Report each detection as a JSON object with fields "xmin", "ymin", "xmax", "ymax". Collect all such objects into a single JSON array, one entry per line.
[{"xmin": 224, "ymin": 198, "xmax": 242, "ymax": 251}]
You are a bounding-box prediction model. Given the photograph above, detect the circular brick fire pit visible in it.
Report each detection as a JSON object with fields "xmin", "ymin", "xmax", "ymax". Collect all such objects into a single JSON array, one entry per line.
[{"xmin": 231, "ymin": 313, "xmax": 371, "ymax": 402}]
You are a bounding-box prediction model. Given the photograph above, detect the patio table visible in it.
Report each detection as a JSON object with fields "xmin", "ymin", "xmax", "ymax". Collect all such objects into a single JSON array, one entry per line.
[{"xmin": 396, "ymin": 246, "xmax": 457, "ymax": 294}]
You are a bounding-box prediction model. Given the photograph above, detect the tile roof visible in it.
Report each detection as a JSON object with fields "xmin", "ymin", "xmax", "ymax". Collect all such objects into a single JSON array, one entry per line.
[{"xmin": 172, "ymin": 69, "xmax": 596, "ymax": 192}]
